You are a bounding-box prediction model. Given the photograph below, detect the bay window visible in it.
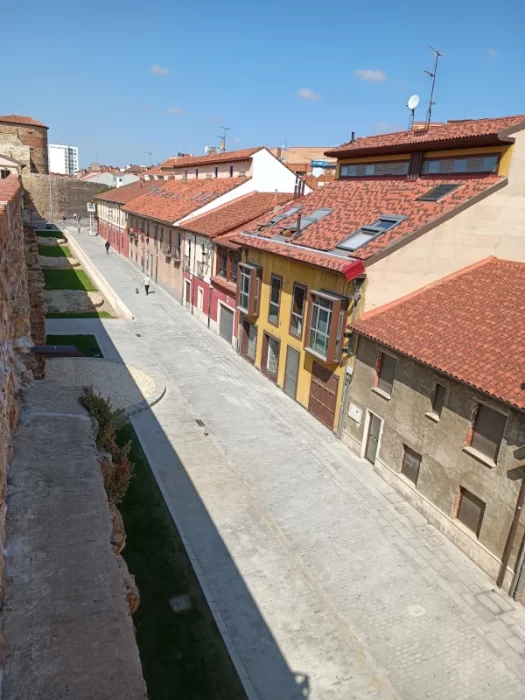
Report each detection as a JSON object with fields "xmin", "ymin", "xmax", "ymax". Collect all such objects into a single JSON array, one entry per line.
[
  {"xmin": 236, "ymin": 263, "xmax": 261, "ymax": 317},
  {"xmin": 305, "ymin": 291, "xmax": 348, "ymax": 364}
]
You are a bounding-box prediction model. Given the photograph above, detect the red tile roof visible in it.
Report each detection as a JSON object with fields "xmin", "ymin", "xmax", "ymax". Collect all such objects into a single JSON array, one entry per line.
[
  {"xmin": 327, "ymin": 115, "xmax": 525, "ymax": 157},
  {"xmin": 233, "ymin": 175, "xmax": 504, "ymax": 263},
  {"xmin": 181, "ymin": 192, "xmax": 293, "ymax": 238},
  {"xmin": 122, "ymin": 177, "xmax": 249, "ymax": 224},
  {"xmin": 352, "ymin": 257, "xmax": 525, "ymax": 411},
  {"xmin": 94, "ymin": 180, "xmax": 157, "ymax": 204},
  {"xmin": 157, "ymin": 147, "xmax": 261, "ymax": 170},
  {"xmin": 0, "ymin": 114, "xmax": 48, "ymax": 128}
]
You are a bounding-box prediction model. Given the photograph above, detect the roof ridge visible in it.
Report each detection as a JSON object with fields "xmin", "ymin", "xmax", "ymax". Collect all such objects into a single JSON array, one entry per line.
[{"xmin": 357, "ymin": 256, "xmax": 498, "ymax": 321}]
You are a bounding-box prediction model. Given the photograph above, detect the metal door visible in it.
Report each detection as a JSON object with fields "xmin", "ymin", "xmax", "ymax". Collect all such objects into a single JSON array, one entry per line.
[
  {"xmin": 308, "ymin": 362, "xmax": 339, "ymax": 429},
  {"xmin": 219, "ymin": 305, "xmax": 234, "ymax": 343},
  {"xmin": 365, "ymin": 413, "xmax": 381, "ymax": 464},
  {"xmin": 283, "ymin": 346, "xmax": 300, "ymax": 399}
]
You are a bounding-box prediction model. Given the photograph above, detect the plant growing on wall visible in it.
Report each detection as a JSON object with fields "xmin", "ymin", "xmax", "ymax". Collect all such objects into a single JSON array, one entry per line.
[{"xmin": 81, "ymin": 386, "xmax": 134, "ymax": 504}]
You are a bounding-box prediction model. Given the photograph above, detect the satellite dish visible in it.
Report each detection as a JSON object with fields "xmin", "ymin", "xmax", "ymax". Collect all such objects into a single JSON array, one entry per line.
[
  {"xmin": 407, "ymin": 94, "xmax": 420, "ymax": 111},
  {"xmin": 204, "ymin": 145, "xmax": 209, "ymax": 154}
]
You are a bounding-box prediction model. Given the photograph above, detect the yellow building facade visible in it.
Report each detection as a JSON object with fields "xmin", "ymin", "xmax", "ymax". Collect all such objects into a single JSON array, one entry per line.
[{"xmin": 239, "ymin": 248, "xmax": 360, "ymax": 432}]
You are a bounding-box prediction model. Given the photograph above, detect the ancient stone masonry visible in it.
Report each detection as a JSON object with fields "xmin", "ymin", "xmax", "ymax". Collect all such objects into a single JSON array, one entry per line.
[
  {"xmin": 0, "ymin": 174, "xmax": 43, "ymax": 669},
  {"xmin": 22, "ymin": 174, "xmax": 106, "ymax": 222},
  {"xmin": 23, "ymin": 226, "xmax": 45, "ymax": 379}
]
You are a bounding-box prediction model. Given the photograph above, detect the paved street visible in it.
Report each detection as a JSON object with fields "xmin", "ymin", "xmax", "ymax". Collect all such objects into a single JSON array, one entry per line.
[{"xmin": 50, "ymin": 227, "xmax": 525, "ymax": 700}]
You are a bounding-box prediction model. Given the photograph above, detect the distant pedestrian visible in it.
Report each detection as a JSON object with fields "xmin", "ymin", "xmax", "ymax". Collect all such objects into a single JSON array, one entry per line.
[
  {"xmin": 78, "ymin": 216, "xmax": 82, "ymax": 223},
  {"xmin": 62, "ymin": 215, "xmax": 66, "ymax": 223},
  {"xmin": 73, "ymin": 213, "xmax": 77, "ymax": 221},
  {"xmin": 144, "ymin": 275, "xmax": 151, "ymax": 295},
  {"xmin": 105, "ymin": 240, "xmax": 110, "ymax": 254}
]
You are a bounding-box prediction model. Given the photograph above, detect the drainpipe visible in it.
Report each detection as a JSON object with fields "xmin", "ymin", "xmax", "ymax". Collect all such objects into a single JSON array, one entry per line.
[
  {"xmin": 336, "ymin": 279, "xmax": 363, "ymax": 439},
  {"xmin": 208, "ymin": 282, "xmax": 214, "ymax": 329},
  {"xmin": 511, "ymin": 534, "xmax": 525, "ymax": 601},
  {"xmin": 498, "ymin": 475, "xmax": 525, "ymax": 589}
]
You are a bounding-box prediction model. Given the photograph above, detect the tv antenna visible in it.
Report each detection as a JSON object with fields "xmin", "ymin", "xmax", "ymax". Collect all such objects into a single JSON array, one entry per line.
[
  {"xmin": 145, "ymin": 151, "xmax": 152, "ymax": 166},
  {"xmin": 216, "ymin": 126, "xmax": 230, "ymax": 152},
  {"xmin": 424, "ymin": 45, "xmax": 443, "ymax": 129},
  {"xmin": 407, "ymin": 94, "xmax": 420, "ymax": 130}
]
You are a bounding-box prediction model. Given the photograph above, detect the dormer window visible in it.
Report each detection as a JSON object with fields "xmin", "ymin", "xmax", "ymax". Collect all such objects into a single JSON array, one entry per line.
[
  {"xmin": 336, "ymin": 215, "xmax": 405, "ymax": 251},
  {"xmin": 421, "ymin": 154, "xmax": 498, "ymax": 175},
  {"xmin": 340, "ymin": 161, "xmax": 409, "ymax": 178}
]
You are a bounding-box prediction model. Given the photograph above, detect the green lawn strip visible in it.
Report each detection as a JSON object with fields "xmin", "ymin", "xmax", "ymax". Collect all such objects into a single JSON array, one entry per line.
[
  {"xmin": 44, "ymin": 269, "xmax": 97, "ymax": 291},
  {"xmin": 45, "ymin": 311, "xmax": 115, "ymax": 319},
  {"xmin": 118, "ymin": 423, "xmax": 246, "ymax": 700},
  {"xmin": 35, "ymin": 229, "xmax": 65, "ymax": 239},
  {"xmin": 38, "ymin": 244, "xmax": 73, "ymax": 258},
  {"xmin": 46, "ymin": 334, "xmax": 103, "ymax": 357}
]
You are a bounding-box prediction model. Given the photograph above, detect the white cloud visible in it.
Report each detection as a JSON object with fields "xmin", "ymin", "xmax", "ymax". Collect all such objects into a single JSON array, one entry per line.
[
  {"xmin": 167, "ymin": 106, "xmax": 184, "ymax": 115},
  {"xmin": 487, "ymin": 48, "xmax": 500, "ymax": 58},
  {"xmin": 297, "ymin": 87, "xmax": 322, "ymax": 101},
  {"xmin": 354, "ymin": 69, "xmax": 387, "ymax": 83},
  {"xmin": 151, "ymin": 64, "xmax": 169, "ymax": 76}
]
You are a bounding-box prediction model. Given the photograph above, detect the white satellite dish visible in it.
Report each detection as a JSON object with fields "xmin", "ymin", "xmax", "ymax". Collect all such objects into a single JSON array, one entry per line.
[
  {"xmin": 407, "ymin": 94, "xmax": 420, "ymax": 111},
  {"xmin": 204, "ymin": 145, "xmax": 209, "ymax": 154}
]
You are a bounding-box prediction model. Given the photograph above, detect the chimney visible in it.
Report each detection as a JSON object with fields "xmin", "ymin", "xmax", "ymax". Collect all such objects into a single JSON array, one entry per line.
[
  {"xmin": 208, "ymin": 146, "xmax": 217, "ymax": 155},
  {"xmin": 276, "ymin": 147, "xmax": 282, "ymax": 160},
  {"xmin": 351, "ymin": 131, "xmax": 355, "ymax": 143},
  {"xmin": 272, "ymin": 189, "xmax": 279, "ymax": 209},
  {"xmin": 295, "ymin": 213, "xmax": 302, "ymax": 236}
]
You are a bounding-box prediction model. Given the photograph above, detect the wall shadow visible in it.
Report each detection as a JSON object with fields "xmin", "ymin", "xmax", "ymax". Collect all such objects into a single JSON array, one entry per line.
[{"xmin": 41, "ymin": 222, "xmax": 311, "ymax": 699}]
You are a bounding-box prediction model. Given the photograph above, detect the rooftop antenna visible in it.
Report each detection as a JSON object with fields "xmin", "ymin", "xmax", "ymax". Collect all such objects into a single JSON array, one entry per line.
[
  {"xmin": 424, "ymin": 45, "xmax": 443, "ymax": 129},
  {"xmin": 145, "ymin": 151, "xmax": 152, "ymax": 166},
  {"xmin": 407, "ymin": 94, "xmax": 420, "ymax": 130},
  {"xmin": 216, "ymin": 126, "xmax": 230, "ymax": 152}
]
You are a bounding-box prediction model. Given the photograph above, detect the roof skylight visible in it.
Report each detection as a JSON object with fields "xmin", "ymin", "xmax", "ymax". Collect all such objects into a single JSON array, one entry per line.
[
  {"xmin": 417, "ymin": 184, "xmax": 460, "ymax": 202},
  {"xmin": 336, "ymin": 215, "xmax": 405, "ymax": 252}
]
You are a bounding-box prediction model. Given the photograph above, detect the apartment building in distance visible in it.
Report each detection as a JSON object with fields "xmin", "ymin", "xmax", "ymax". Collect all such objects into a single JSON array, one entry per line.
[{"xmin": 48, "ymin": 143, "xmax": 79, "ymax": 175}]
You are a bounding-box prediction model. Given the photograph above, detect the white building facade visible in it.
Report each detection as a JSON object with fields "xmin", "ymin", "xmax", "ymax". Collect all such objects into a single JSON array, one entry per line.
[{"xmin": 48, "ymin": 143, "xmax": 79, "ymax": 175}]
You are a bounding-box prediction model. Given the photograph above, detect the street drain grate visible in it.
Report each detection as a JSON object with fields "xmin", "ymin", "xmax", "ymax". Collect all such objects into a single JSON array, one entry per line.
[
  {"xmin": 195, "ymin": 419, "xmax": 205, "ymax": 427},
  {"xmin": 169, "ymin": 595, "xmax": 192, "ymax": 613}
]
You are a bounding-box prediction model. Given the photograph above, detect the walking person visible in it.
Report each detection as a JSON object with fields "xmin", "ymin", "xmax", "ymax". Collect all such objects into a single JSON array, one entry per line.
[
  {"xmin": 105, "ymin": 240, "xmax": 110, "ymax": 254},
  {"xmin": 144, "ymin": 274, "xmax": 151, "ymax": 296}
]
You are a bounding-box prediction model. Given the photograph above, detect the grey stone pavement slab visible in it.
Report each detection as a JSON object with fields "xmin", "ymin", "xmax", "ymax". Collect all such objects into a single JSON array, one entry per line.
[{"xmin": 57, "ymin": 227, "xmax": 525, "ymax": 700}]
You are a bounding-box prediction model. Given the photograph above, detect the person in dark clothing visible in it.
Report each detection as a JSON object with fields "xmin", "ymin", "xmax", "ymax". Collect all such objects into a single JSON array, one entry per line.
[{"xmin": 105, "ymin": 240, "xmax": 110, "ymax": 254}]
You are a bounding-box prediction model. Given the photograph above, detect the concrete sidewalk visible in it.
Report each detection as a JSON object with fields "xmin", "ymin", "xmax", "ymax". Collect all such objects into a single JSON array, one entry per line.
[{"xmin": 63, "ymin": 227, "xmax": 525, "ymax": 700}]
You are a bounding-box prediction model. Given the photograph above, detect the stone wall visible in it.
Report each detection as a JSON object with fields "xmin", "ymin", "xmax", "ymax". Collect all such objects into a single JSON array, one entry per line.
[
  {"xmin": 23, "ymin": 226, "xmax": 45, "ymax": 379},
  {"xmin": 0, "ymin": 121, "xmax": 48, "ymax": 174},
  {"xmin": 0, "ymin": 174, "xmax": 41, "ymax": 669},
  {"xmin": 22, "ymin": 174, "xmax": 107, "ymax": 222}
]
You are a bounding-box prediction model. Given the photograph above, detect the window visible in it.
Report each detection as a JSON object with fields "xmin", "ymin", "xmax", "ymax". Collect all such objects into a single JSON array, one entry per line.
[
  {"xmin": 336, "ymin": 215, "xmax": 405, "ymax": 251},
  {"xmin": 417, "ymin": 184, "xmax": 460, "ymax": 202},
  {"xmin": 290, "ymin": 284, "xmax": 307, "ymax": 338},
  {"xmin": 376, "ymin": 352, "xmax": 397, "ymax": 396},
  {"xmin": 216, "ymin": 248, "xmax": 240, "ymax": 284},
  {"xmin": 197, "ymin": 287, "xmax": 204, "ymax": 311},
  {"xmin": 305, "ymin": 291, "xmax": 348, "ymax": 363},
  {"xmin": 401, "ymin": 446, "xmax": 422, "ymax": 484},
  {"xmin": 218, "ymin": 248, "xmax": 228, "ymax": 278},
  {"xmin": 431, "ymin": 384, "xmax": 446, "ymax": 417},
  {"xmin": 229, "ymin": 165, "xmax": 234, "ymax": 177},
  {"xmin": 214, "ymin": 166, "xmax": 219, "ymax": 178},
  {"xmin": 195, "ymin": 168, "xmax": 199, "ymax": 178},
  {"xmin": 470, "ymin": 404, "xmax": 506, "ymax": 462},
  {"xmin": 268, "ymin": 275, "xmax": 282, "ymax": 325},
  {"xmin": 421, "ymin": 154, "xmax": 499, "ymax": 175},
  {"xmin": 340, "ymin": 161, "xmax": 409, "ymax": 178},
  {"xmin": 236, "ymin": 263, "xmax": 261, "ymax": 316},
  {"xmin": 262, "ymin": 333, "xmax": 280, "ymax": 380},
  {"xmin": 457, "ymin": 487, "xmax": 485, "ymax": 537}
]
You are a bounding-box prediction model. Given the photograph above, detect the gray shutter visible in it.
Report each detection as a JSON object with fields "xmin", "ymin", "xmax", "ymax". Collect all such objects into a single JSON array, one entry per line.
[
  {"xmin": 470, "ymin": 405, "xmax": 506, "ymax": 460},
  {"xmin": 377, "ymin": 354, "xmax": 397, "ymax": 394},
  {"xmin": 433, "ymin": 384, "xmax": 446, "ymax": 415},
  {"xmin": 401, "ymin": 447, "xmax": 421, "ymax": 484},
  {"xmin": 458, "ymin": 488, "xmax": 485, "ymax": 536}
]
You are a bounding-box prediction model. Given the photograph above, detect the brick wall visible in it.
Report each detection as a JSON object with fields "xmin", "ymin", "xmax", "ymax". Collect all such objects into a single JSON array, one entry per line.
[
  {"xmin": 22, "ymin": 174, "xmax": 107, "ymax": 221},
  {"xmin": 0, "ymin": 174, "xmax": 44, "ymax": 671},
  {"xmin": 0, "ymin": 123, "xmax": 48, "ymax": 174}
]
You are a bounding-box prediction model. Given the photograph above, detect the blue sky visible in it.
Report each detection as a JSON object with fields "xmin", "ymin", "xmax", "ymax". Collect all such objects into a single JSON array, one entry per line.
[{"xmin": 3, "ymin": 0, "xmax": 524, "ymax": 167}]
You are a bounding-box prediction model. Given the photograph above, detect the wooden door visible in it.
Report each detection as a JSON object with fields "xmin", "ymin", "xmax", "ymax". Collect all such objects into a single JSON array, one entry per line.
[
  {"xmin": 308, "ymin": 362, "xmax": 339, "ymax": 430},
  {"xmin": 365, "ymin": 413, "xmax": 381, "ymax": 464}
]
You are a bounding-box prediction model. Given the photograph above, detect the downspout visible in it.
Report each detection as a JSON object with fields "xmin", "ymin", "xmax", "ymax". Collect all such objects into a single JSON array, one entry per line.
[
  {"xmin": 498, "ymin": 475, "xmax": 525, "ymax": 589},
  {"xmin": 336, "ymin": 278, "xmax": 363, "ymax": 439}
]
